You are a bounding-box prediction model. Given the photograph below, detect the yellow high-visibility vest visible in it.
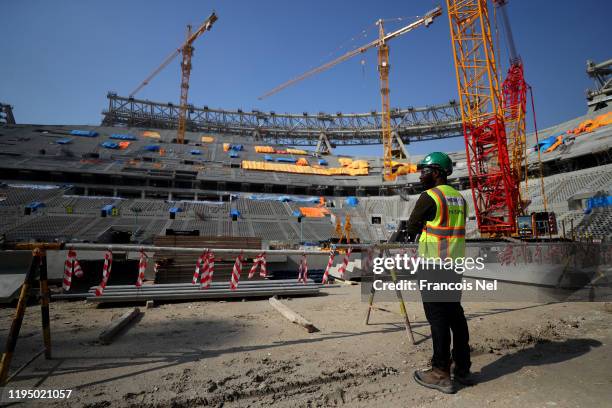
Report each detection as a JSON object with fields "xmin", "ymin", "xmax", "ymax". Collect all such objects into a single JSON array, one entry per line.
[{"xmin": 418, "ymin": 185, "xmax": 466, "ymax": 260}]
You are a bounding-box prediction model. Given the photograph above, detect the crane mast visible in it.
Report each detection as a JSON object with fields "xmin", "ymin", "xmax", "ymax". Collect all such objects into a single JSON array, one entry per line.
[
  {"xmin": 127, "ymin": 12, "xmax": 217, "ymax": 144},
  {"xmin": 377, "ymin": 20, "xmax": 394, "ymax": 181},
  {"xmin": 494, "ymin": 0, "xmax": 528, "ymax": 214},
  {"xmin": 446, "ymin": 0, "xmax": 519, "ymax": 234}
]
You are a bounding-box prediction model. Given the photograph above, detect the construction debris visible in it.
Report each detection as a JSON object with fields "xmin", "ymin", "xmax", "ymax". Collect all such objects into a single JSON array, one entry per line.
[
  {"xmin": 269, "ymin": 295, "xmax": 319, "ymax": 333},
  {"xmin": 99, "ymin": 307, "xmax": 141, "ymax": 345}
]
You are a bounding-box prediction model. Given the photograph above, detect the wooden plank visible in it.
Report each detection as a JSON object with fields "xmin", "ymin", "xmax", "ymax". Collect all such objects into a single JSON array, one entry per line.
[
  {"xmin": 268, "ymin": 296, "xmax": 319, "ymax": 333},
  {"xmin": 99, "ymin": 307, "xmax": 141, "ymax": 345}
]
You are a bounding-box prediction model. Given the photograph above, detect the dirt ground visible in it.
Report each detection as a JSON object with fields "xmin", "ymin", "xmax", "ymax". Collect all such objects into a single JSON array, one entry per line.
[{"xmin": 1, "ymin": 285, "xmax": 611, "ymax": 408}]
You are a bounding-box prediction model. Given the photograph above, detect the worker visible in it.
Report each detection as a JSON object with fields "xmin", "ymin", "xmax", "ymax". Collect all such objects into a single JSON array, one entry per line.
[{"xmin": 399, "ymin": 152, "xmax": 475, "ymax": 393}]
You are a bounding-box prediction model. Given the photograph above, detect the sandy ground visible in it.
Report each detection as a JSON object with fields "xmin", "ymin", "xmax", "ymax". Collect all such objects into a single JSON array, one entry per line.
[{"xmin": 0, "ymin": 285, "xmax": 611, "ymax": 408}]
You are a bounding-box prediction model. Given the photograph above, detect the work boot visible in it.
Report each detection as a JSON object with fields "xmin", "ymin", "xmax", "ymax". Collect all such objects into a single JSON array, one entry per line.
[
  {"xmin": 413, "ymin": 367, "xmax": 455, "ymax": 394},
  {"xmin": 450, "ymin": 362, "xmax": 477, "ymax": 386},
  {"xmin": 452, "ymin": 368, "xmax": 477, "ymax": 386}
]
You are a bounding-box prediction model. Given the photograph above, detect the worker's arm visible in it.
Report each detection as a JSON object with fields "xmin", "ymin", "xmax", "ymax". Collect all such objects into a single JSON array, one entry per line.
[{"xmin": 404, "ymin": 192, "xmax": 436, "ymax": 242}]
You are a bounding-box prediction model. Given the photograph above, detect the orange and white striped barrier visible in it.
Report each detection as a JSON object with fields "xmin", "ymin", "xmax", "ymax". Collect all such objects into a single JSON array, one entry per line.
[
  {"xmin": 229, "ymin": 252, "xmax": 243, "ymax": 290},
  {"xmin": 297, "ymin": 253, "xmax": 308, "ymax": 283},
  {"xmin": 337, "ymin": 247, "xmax": 352, "ymax": 279},
  {"xmin": 321, "ymin": 249, "xmax": 335, "ymax": 284},
  {"xmin": 63, "ymin": 248, "xmax": 83, "ymax": 291},
  {"xmin": 135, "ymin": 248, "xmax": 147, "ymax": 288},
  {"xmin": 95, "ymin": 249, "xmax": 113, "ymax": 297},
  {"xmin": 248, "ymin": 252, "xmax": 267, "ymax": 279},
  {"xmin": 200, "ymin": 251, "xmax": 215, "ymax": 289}
]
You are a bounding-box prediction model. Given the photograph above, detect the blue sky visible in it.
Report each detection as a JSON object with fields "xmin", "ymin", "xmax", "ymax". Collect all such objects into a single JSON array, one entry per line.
[{"xmin": 1, "ymin": 0, "xmax": 609, "ymax": 156}]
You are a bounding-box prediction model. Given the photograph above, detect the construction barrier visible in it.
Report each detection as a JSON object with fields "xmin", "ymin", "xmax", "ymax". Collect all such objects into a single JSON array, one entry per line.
[
  {"xmin": 297, "ymin": 254, "xmax": 308, "ymax": 283},
  {"xmin": 95, "ymin": 249, "xmax": 113, "ymax": 296}
]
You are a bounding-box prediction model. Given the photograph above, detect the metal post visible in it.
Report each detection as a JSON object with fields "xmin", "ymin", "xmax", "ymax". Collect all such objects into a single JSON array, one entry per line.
[
  {"xmin": 562, "ymin": 219, "xmax": 566, "ymax": 239},
  {"xmin": 39, "ymin": 253, "xmax": 52, "ymax": 359},
  {"xmin": 0, "ymin": 251, "xmax": 41, "ymax": 385}
]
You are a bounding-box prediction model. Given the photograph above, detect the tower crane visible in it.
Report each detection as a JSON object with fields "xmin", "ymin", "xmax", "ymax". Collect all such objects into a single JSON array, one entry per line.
[
  {"xmin": 128, "ymin": 12, "xmax": 217, "ymax": 144},
  {"xmin": 258, "ymin": 7, "xmax": 443, "ymax": 181}
]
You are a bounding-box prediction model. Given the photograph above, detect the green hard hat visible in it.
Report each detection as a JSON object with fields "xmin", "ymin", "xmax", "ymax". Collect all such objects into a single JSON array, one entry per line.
[{"xmin": 417, "ymin": 152, "xmax": 453, "ymax": 176}]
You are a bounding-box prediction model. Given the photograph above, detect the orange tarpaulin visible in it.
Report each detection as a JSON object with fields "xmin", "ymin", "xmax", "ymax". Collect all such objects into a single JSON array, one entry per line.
[
  {"xmin": 142, "ymin": 131, "xmax": 160, "ymax": 139},
  {"xmin": 223, "ymin": 143, "xmax": 230, "ymax": 152},
  {"xmin": 545, "ymin": 136, "xmax": 564, "ymax": 153},
  {"xmin": 568, "ymin": 112, "xmax": 612, "ymax": 136},
  {"xmin": 241, "ymin": 160, "xmax": 369, "ymax": 176},
  {"xmin": 118, "ymin": 141, "xmax": 131, "ymax": 149},
  {"xmin": 201, "ymin": 136, "xmax": 214, "ymax": 143},
  {"xmin": 286, "ymin": 148, "xmax": 308, "ymax": 155},
  {"xmin": 296, "ymin": 158, "xmax": 309, "ymax": 166},
  {"xmin": 299, "ymin": 207, "xmax": 330, "ymax": 217},
  {"xmin": 255, "ymin": 146, "xmax": 275, "ymax": 153}
]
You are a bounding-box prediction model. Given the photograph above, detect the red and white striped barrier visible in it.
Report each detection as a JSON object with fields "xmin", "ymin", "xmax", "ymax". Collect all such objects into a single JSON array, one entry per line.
[
  {"xmin": 229, "ymin": 252, "xmax": 243, "ymax": 290},
  {"xmin": 193, "ymin": 250, "xmax": 208, "ymax": 285},
  {"xmin": 200, "ymin": 251, "xmax": 215, "ymax": 289},
  {"xmin": 135, "ymin": 248, "xmax": 147, "ymax": 288},
  {"xmin": 321, "ymin": 249, "xmax": 335, "ymax": 284},
  {"xmin": 95, "ymin": 249, "xmax": 113, "ymax": 297},
  {"xmin": 248, "ymin": 252, "xmax": 267, "ymax": 279},
  {"xmin": 297, "ymin": 253, "xmax": 308, "ymax": 283},
  {"xmin": 63, "ymin": 248, "xmax": 83, "ymax": 291},
  {"xmin": 337, "ymin": 247, "xmax": 352, "ymax": 279}
]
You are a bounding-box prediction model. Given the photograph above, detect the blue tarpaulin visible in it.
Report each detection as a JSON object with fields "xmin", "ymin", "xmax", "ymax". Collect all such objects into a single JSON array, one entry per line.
[
  {"xmin": 110, "ymin": 134, "xmax": 137, "ymax": 140},
  {"xmin": 230, "ymin": 209, "xmax": 241, "ymax": 218},
  {"xmin": 345, "ymin": 196, "xmax": 359, "ymax": 207},
  {"xmin": 534, "ymin": 133, "xmax": 563, "ymax": 151},
  {"xmin": 264, "ymin": 155, "xmax": 273, "ymax": 161},
  {"xmin": 276, "ymin": 157, "xmax": 296, "ymax": 163},
  {"xmin": 229, "ymin": 151, "xmax": 239, "ymax": 158},
  {"xmin": 190, "ymin": 149, "xmax": 201, "ymax": 155},
  {"xmin": 56, "ymin": 138, "xmax": 72, "ymax": 145},
  {"xmin": 318, "ymin": 159, "xmax": 328, "ymax": 166},
  {"xmin": 26, "ymin": 201, "xmax": 45, "ymax": 210},
  {"xmin": 101, "ymin": 141, "xmax": 119, "ymax": 149},
  {"xmin": 292, "ymin": 210, "xmax": 303, "ymax": 218},
  {"xmin": 101, "ymin": 204, "xmax": 114, "ymax": 213},
  {"xmin": 247, "ymin": 194, "xmax": 319, "ymax": 203},
  {"xmin": 144, "ymin": 145, "xmax": 160, "ymax": 152},
  {"xmin": 230, "ymin": 144, "xmax": 243, "ymax": 151},
  {"xmin": 169, "ymin": 207, "xmax": 183, "ymax": 214},
  {"xmin": 70, "ymin": 130, "xmax": 98, "ymax": 137},
  {"xmin": 584, "ymin": 195, "xmax": 612, "ymax": 214}
]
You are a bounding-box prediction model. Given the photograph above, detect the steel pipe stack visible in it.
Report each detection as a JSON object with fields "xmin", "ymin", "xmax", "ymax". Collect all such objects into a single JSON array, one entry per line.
[{"xmin": 85, "ymin": 279, "xmax": 321, "ymax": 303}]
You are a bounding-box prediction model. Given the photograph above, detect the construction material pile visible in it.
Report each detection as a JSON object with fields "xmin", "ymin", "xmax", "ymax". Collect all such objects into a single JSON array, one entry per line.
[{"xmin": 86, "ymin": 279, "xmax": 320, "ymax": 303}]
